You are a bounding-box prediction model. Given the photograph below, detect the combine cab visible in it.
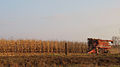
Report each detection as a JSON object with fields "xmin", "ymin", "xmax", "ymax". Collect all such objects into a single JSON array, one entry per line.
[{"xmin": 88, "ymin": 38, "xmax": 113, "ymax": 54}]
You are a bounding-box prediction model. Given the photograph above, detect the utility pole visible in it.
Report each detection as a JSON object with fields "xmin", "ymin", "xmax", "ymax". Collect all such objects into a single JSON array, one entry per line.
[{"xmin": 65, "ymin": 42, "xmax": 68, "ymax": 55}]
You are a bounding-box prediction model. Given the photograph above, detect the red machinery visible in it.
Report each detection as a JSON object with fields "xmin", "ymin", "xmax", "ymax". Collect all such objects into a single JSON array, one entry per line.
[{"xmin": 88, "ymin": 38, "xmax": 113, "ymax": 54}]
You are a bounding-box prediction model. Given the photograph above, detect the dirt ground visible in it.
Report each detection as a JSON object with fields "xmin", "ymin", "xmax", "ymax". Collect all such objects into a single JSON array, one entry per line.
[{"xmin": 0, "ymin": 54, "xmax": 120, "ymax": 67}]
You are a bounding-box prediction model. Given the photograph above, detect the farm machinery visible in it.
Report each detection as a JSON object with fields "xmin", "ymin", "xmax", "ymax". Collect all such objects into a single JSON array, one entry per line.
[{"xmin": 88, "ymin": 38, "xmax": 113, "ymax": 54}]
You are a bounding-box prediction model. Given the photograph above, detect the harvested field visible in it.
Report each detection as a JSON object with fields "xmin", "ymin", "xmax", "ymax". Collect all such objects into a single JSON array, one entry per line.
[{"xmin": 0, "ymin": 55, "xmax": 120, "ymax": 67}]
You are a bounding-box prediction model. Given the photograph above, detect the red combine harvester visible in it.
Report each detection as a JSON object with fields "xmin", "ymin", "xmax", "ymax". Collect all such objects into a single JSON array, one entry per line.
[{"xmin": 88, "ymin": 38, "xmax": 113, "ymax": 54}]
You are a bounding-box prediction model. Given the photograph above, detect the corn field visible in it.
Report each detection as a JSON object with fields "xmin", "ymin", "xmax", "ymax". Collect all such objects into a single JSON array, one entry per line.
[{"xmin": 0, "ymin": 39, "xmax": 88, "ymax": 56}]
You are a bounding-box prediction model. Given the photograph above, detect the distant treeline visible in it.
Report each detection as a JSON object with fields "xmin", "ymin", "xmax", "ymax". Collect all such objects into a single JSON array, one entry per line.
[{"xmin": 0, "ymin": 39, "xmax": 88, "ymax": 55}]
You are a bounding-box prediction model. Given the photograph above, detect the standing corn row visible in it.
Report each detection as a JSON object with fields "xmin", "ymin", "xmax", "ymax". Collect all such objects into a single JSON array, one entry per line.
[{"xmin": 0, "ymin": 39, "xmax": 88, "ymax": 54}]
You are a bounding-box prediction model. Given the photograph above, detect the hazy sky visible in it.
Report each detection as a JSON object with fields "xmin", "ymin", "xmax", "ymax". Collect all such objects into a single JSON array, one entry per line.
[{"xmin": 0, "ymin": 0, "xmax": 120, "ymax": 42}]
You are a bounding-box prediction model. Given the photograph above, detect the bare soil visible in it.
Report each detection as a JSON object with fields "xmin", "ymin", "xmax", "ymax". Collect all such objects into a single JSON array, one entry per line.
[{"xmin": 0, "ymin": 54, "xmax": 120, "ymax": 67}]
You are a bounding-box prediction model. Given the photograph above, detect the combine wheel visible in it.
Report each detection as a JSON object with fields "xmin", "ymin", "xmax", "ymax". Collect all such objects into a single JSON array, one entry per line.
[
  {"xmin": 98, "ymin": 48, "xmax": 105, "ymax": 54},
  {"xmin": 104, "ymin": 50, "xmax": 110, "ymax": 54}
]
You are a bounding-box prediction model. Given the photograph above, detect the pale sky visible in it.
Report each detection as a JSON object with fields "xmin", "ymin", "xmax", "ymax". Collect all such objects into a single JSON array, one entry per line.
[{"xmin": 0, "ymin": 0, "xmax": 120, "ymax": 42}]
